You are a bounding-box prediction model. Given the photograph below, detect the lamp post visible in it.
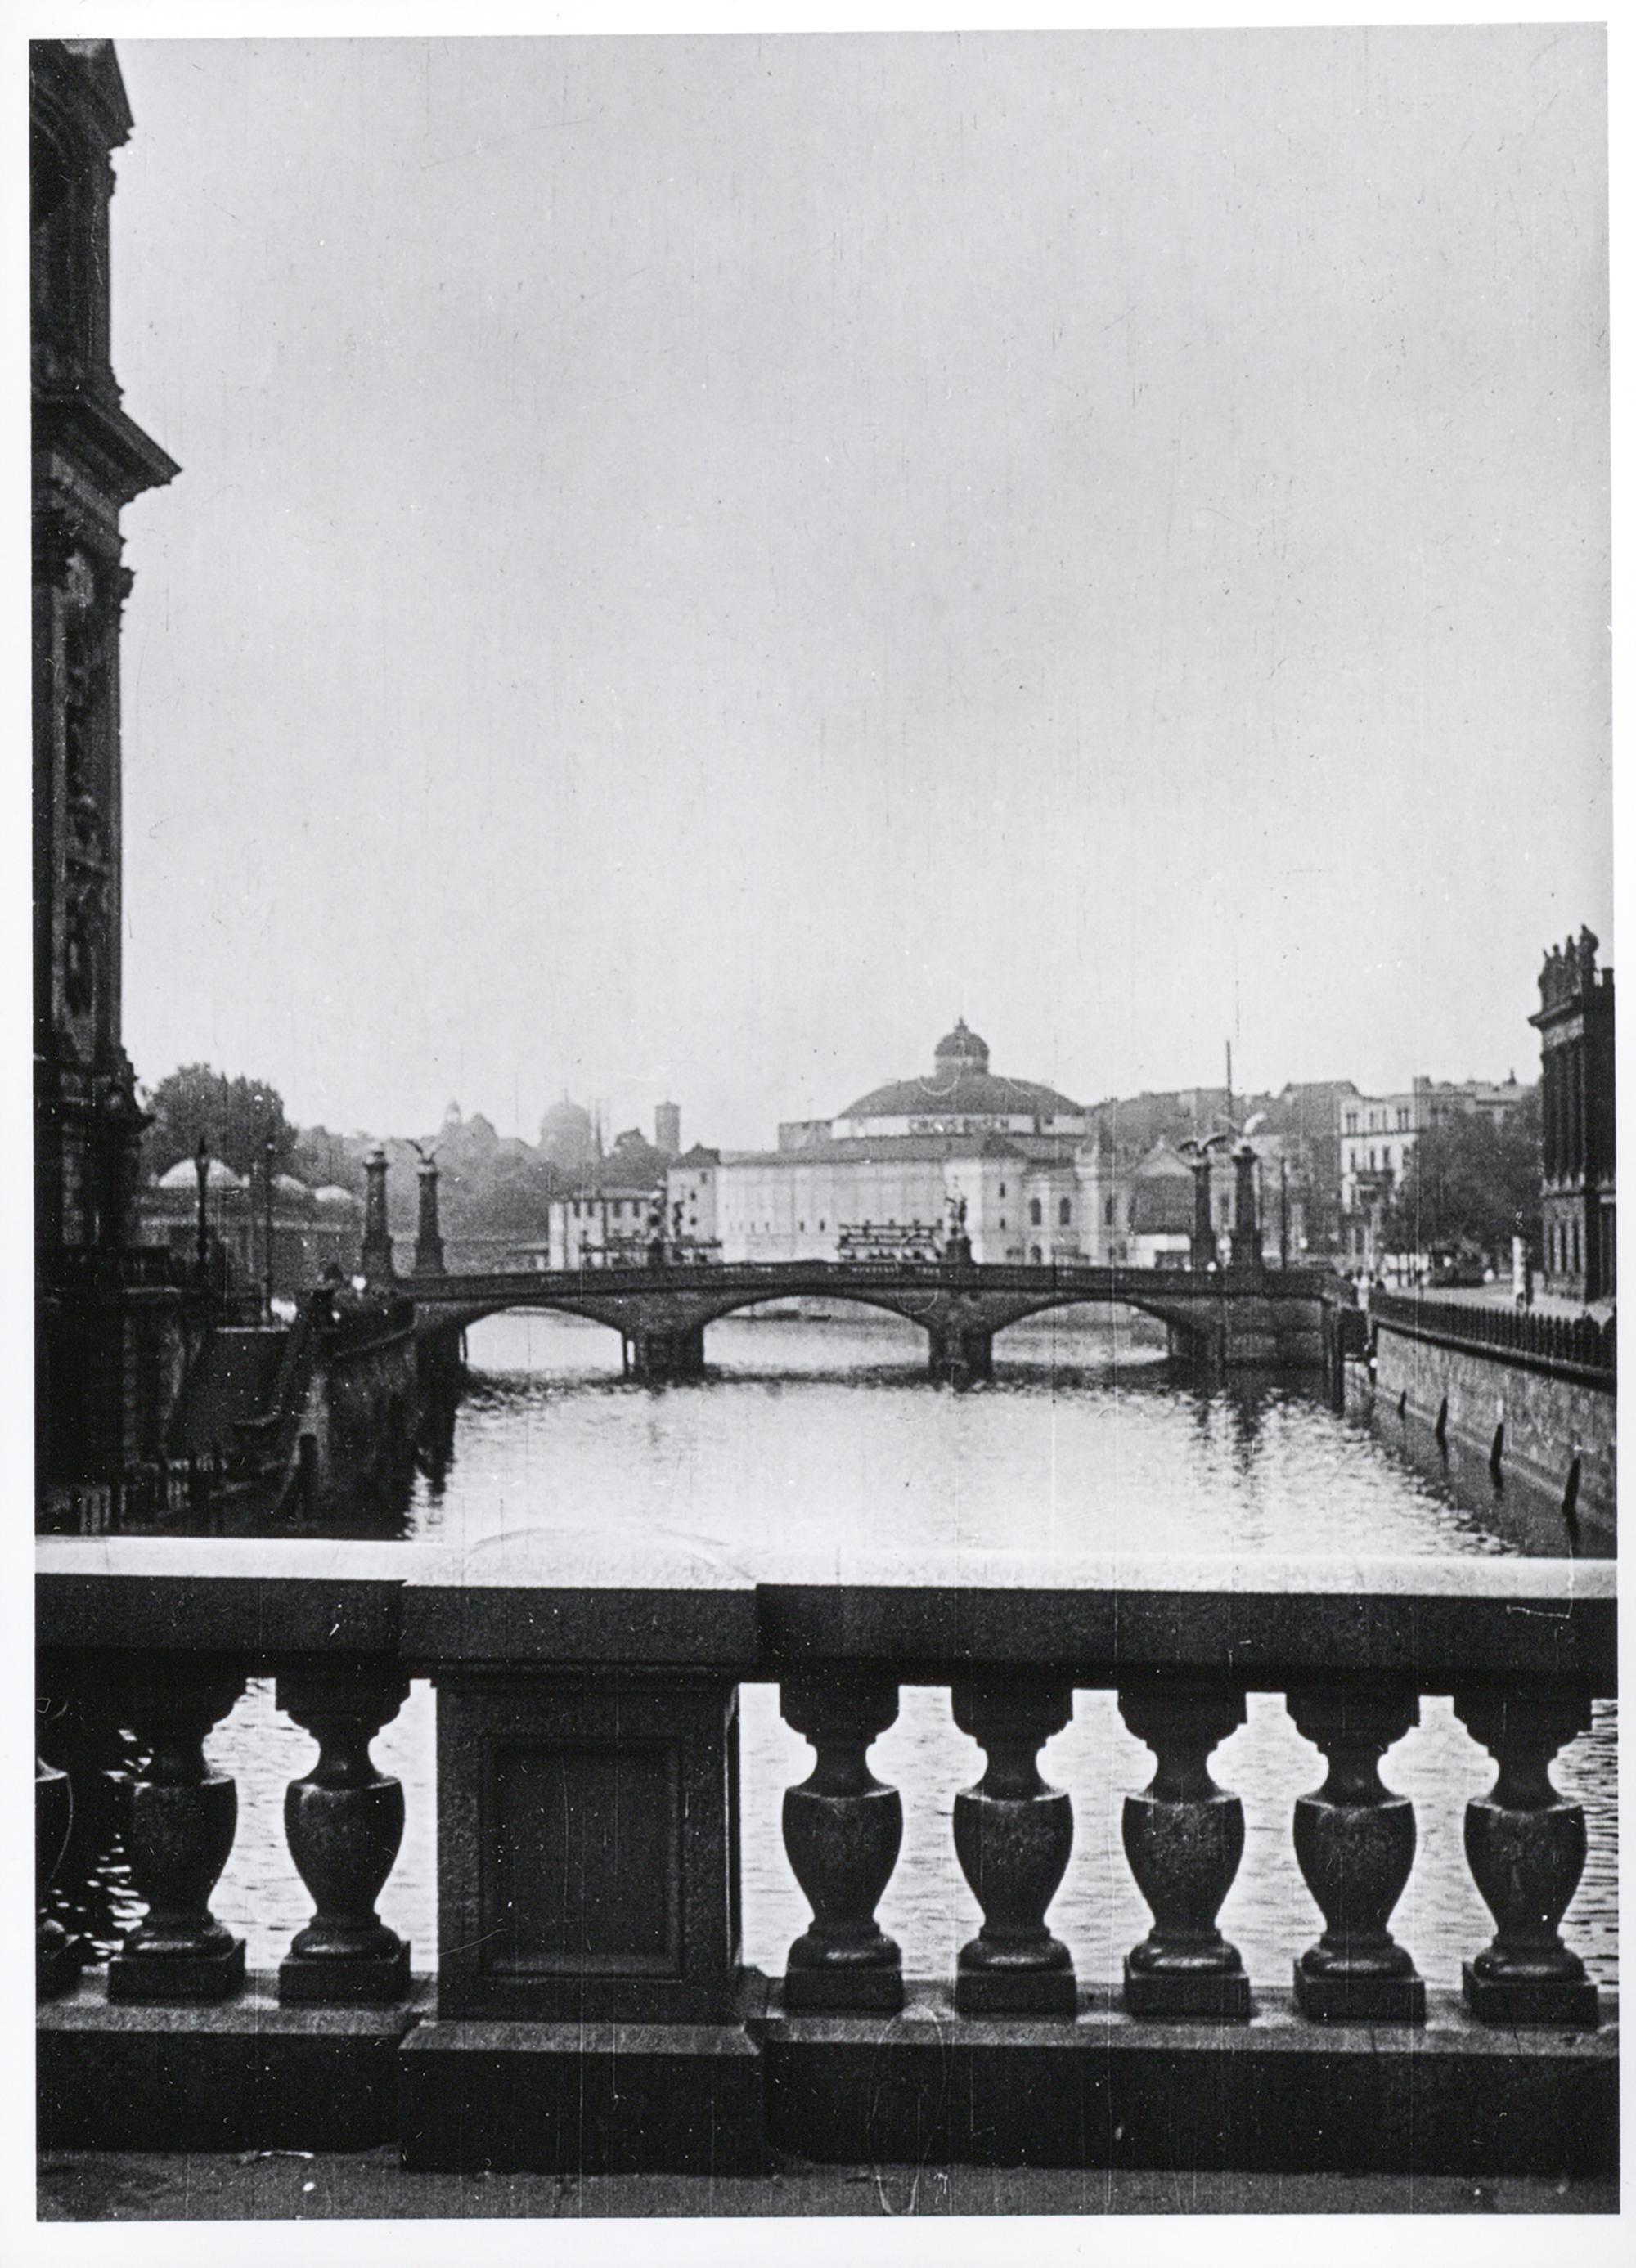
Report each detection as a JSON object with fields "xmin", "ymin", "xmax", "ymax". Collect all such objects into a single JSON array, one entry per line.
[
  {"xmin": 193, "ymin": 1137, "xmax": 210, "ymax": 1283},
  {"xmin": 263, "ymin": 1136, "xmax": 276, "ymax": 1323},
  {"xmin": 1279, "ymin": 1155, "xmax": 1290, "ymax": 1270}
]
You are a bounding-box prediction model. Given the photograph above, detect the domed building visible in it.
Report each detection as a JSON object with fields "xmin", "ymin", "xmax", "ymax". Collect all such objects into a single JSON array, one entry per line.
[
  {"xmin": 834, "ymin": 1021, "xmax": 1090, "ymax": 1141},
  {"xmin": 538, "ymin": 1093, "xmax": 597, "ymax": 1169},
  {"xmin": 691, "ymin": 1022, "xmax": 1123, "ymax": 1269}
]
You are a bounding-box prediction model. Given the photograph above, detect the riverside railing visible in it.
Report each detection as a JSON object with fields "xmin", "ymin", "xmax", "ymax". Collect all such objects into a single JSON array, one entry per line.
[
  {"xmin": 35, "ymin": 1540, "xmax": 1616, "ymax": 2175},
  {"xmin": 1369, "ymin": 1289, "xmax": 1616, "ymax": 1380}
]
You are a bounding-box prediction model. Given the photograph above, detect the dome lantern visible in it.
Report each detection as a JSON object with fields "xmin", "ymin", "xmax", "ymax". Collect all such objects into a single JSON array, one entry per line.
[{"xmin": 933, "ymin": 1018, "xmax": 990, "ymax": 1075}]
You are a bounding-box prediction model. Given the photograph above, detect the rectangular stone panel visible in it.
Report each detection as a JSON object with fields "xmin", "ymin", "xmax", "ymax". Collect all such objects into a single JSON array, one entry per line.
[
  {"xmin": 490, "ymin": 1740, "xmax": 681, "ymax": 1975},
  {"xmin": 435, "ymin": 1673, "xmax": 741, "ymax": 2022}
]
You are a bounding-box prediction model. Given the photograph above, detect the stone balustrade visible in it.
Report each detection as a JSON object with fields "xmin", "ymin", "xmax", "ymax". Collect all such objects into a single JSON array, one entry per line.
[{"xmin": 36, "ymin": 1539, "xmax": 1616, "ymax": 2176}]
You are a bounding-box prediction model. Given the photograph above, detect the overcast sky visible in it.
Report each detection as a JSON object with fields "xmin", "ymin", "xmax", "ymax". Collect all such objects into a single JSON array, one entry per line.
[{"xmin": 110, "ymin": 27, "xmax": 1609, "ymax": 1147}]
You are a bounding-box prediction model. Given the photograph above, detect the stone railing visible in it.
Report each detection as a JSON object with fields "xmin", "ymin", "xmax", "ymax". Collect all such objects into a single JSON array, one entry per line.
[
  {"xmin": 36, "ymin": 1541, "xmax": 1616, "ymax": 2176},
  {"xmin": 1370, "ymin": 1289, "xmax": 1616, "ymax": 1381},
  {"xmin": 37, "ymin": 1453, "xmax": 227, "ymax": 1538}
]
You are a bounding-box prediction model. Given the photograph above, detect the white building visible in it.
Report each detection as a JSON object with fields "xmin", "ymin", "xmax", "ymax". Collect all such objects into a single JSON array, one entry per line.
[
  {"xmin": 678, "ymin": 1022, "xmax": 1133, "ymax": 1268},
  {"xmin": 1338, "ymin": 1076, "xmax": 1533, "ymax": 1264}
]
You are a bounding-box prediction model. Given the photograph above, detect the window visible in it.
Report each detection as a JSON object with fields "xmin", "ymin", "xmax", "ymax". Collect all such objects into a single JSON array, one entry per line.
[
  {"xmin": 798, "ymin": 1221, "xmax": 805, "ymax": 1233},
  {"xmin": 1030, "ymin": 1245, "xmax": 1043, "ymax": 1264},
  {"xmin": 1029, "ymin": 1198, "xmax": 1043, "ymax": 1226},
  {"xmin": 1344, "ymin": 1112, "xmax": 1359, "ymax": 1134},
  {"xmin": 998, "ymin": 1182, "xmax": 1007, "ymax": 1197},
  {"xmin": 1058, "ymin": 1198, "xmax": 1072, "ymax": 1226},
  {"xmin": 999, "ymin": 1216, "xmax": 1007, "ymax": 1230},
  {"xmin": 1103, "ymin": 1197, "xmax": 1115, "ymax": 1226},
  {"xmin": 819, "ymin": 1219, "xmax": 825, "ymax": 1232},
  {"xmin": 1396, "ymin": 1107, "xmax": 1410, "ymax": 1131}
]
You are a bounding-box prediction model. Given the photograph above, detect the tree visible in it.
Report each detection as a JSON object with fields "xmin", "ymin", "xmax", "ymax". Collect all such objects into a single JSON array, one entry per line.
[
  {"xmin": 142, "ymin": 1064, "xmax": 297, "ymax": 1182},
  {"xmin": 1385, "ymin": 1091, "xmax": 1541, "ymax": 1263},
  {"xmin": 289, "ymin": 1124, "xmax": 366, "ymax": 1194}
]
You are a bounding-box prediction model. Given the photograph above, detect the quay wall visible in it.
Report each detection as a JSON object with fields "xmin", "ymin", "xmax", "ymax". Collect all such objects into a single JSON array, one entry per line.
[
  {"xmin": 294, "ymin": 1324, "xmax": 419, "ymax": 1520},
  {"xmin": 1349, "ymin": 1323, "xmax": 1614, "ymax": 1556}
]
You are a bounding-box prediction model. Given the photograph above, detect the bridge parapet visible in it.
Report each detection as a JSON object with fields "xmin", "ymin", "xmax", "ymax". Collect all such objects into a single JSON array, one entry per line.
[{"xmin": 37, "ymin": 1541, "xmax": 1615, "ymax": 2175}]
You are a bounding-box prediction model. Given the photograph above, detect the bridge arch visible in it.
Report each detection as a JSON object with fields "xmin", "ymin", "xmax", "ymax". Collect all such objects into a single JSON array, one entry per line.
[{"xmin": 412, "ymin": 1272, "xmax": 1239, "ymax": 1386}]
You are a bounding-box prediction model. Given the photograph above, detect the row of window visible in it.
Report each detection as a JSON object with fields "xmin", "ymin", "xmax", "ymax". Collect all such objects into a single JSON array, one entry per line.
[{"xmin": 1343, "ymin": 1107, "xmax": 1413, "ymax": 1135}]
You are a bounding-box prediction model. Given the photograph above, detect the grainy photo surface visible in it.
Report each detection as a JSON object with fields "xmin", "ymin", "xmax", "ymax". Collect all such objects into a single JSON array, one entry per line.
[{"xmin": 33, "ymin": 22, "xmax": 1615, "ymax": 2230}]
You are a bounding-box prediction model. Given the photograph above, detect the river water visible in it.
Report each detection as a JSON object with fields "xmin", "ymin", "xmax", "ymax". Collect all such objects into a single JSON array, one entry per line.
[{"xmin": 65, "ymin": 1307, "xmax": 1619, "ymax": 1989}]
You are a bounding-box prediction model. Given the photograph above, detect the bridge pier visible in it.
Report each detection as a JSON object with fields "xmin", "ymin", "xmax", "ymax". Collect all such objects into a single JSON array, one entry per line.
[
  {"xmin": 623, "ymin": 1324, "xmax": 708, "ymax": 1384},
  {"xmin": 926, "ymin": 1322, "xmax": 994, "ymax": 1387}
]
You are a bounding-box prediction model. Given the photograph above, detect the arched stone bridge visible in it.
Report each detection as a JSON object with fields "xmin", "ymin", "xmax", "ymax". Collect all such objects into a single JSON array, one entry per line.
[{"xmin": 404, "ymin": 1259, "xmax": 1329, "ymax": 1383}]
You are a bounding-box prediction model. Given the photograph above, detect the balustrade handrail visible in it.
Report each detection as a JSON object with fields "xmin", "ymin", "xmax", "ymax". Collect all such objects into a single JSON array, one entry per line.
[
  {"xmin": 34, "ymin": 1538, "xmax": 1616, "ymax": 1688},
  {"xmin": 1370, "ymin": 1287, "xmax": 1616, "ymax": 1377}
]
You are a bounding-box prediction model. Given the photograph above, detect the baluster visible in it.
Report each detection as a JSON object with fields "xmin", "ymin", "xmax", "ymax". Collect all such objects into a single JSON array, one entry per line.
[
  {"xmin": 1454, "ymin": 1687, "xmax": 1600, "ymax": 2027},
  {"xmin": 1288, "ymin": 1683, "xmax": 1424, "ymax": 2021},
  {"xmin": 1118, "ymin": 1679, "xmax": 1250, "ymax": 2019},
  {"xmin": 37, "ymin": 1755, "xmax": 80, "ymax": 1997},
  {"xmin": 277, "ymin": 1668, "xmax": 411, "ymax": 2003},
  {"xmin": 780, "ymin": 1675, "xmax": 903, "ymax": 2011},
  {"xmin": 108, "ymin": 1665, "xmax": 247, "ymax": 2003},
  {"xmin": 952, "ymin": 1678, "xmax": 1076, "ymax": 2015}
]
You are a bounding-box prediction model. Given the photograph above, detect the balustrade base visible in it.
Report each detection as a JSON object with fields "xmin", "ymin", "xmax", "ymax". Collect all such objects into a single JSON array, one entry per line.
[
  {"xmin": 400, "ymin": 1987, "xmax": 769, "ymax": 2176},
  {"xmin": 760, "ymin": 1982, "xmax": 1617, "ymax": 2176},
  {"xmin": 1296, "ymin": 1963, "xmax": 1425, "ymax": 2025},
  {"xmin": 107, "ymin": 1938, "xmax": 245, "ymax": 2005},
  {"xmin": 956, "ymin": 1966, "xmax": 1077, "ymax": 2018},
  {"xmin": 1125, "ymin": 1958, "xmax": 1252, "ymax": 2023},
  {"xmin": 279, "ymin": 1941, "xmax": 413, "ymax": 2006},
  {"xmin": 1463, "ymin": 1963, "xmax": 1601, "ymax": 2029},
  {"xmin": 783, "ymin": 1962, "xmax": 905, "ymax": 2014},
  {"xmin": 39, "ymin": 1969, "xmax": 425, "ymax": 2153}
]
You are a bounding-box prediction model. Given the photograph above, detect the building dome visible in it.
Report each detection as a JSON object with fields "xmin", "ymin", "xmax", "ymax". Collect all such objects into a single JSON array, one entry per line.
[
  {"xmin": 155, "ymin": 1153, "xmax": 242, "ymax": 1191},
  {"xmin": 272, "ymin": 1173, "xmax": 314, "ymax": 1206},
  {"xmin": 312, "ymin": 1183, "xmax": 361, "ymax": 1211},
  {"xmin": 933, "ymin": 1018, "xmax": 990, "ymax": 1073},
  {"xmin": 539, "ymin": 1093, "xmax": 596, "ymax": 1164},
  {"xmin": 837, "ymin": 1022, "xmax": 1085, "ymax": 1129}
]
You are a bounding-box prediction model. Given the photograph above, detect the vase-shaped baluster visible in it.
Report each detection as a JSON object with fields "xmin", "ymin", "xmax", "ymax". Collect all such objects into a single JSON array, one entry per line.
[
  {"xmin": 952, "ymin": 1679, "xmax": 1075, "ymax": 2016},
  {"xmin": 780, "ymin": 1675, "xmax": 903, "ymax": 2012},
  {"xmin": 278, "ymin": 1669, "xmax": 411, "ymax": 2004},
  {"xmin": 108, "ymin": 1666, "xmax": 246, "ymax": 2003},
  {"xmin": 1119, "ymin": 1679, "xmax": 1251, "ymax": 2019},
  {"xmin": 1288, "ymin": 1683, "xmax": 1423, "ymax": 2021},
  {"xmin": 1454, "ymin": 1687, "xmax": 1599, "ymax": 2027}
]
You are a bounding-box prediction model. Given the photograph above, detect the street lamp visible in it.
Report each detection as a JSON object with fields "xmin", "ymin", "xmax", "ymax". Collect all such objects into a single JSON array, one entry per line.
[
  {"xmin": 193, "ymin": 1137, "xmax": 210, "ymax": 1283},
  {"xmin": 263, "ymin": 1135, "xmax": 276, "ymax": 1323}
]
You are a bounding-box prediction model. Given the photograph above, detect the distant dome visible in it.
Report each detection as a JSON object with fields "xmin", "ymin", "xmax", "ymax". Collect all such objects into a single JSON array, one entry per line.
[
  {"xmin": 933, "ymin": 1018, "xmax": 990, "ymax": 1072},
  {"xmin": 312, "ymin": 1183, "xmax": 361, "ymax": 1211},
  {"xmin": 155, "ymin": 1154, "xmax": 242, "ymax": 1191},
  {"xmin": 541, "ymin": 1095, "xmax": 592, "ymax": 1137},
  {"xmin": 539, "ymin": 1093, "xmax": 596, "ymax": 1164},
  {"xmin": 272, "ymin": 1174, "xmax": 313, "ymax": 1205}
]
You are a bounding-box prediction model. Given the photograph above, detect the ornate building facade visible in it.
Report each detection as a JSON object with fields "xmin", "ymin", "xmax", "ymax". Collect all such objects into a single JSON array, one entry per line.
[
  {"xmin": 1531, "ymin": 929, "xmax": 1616, "ymax": 1303},
  {"xmin": 34, "ymin": 42, "xmax": 183, "ymax": 1476}
]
